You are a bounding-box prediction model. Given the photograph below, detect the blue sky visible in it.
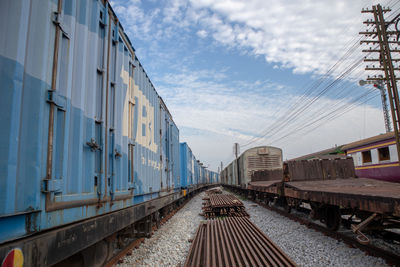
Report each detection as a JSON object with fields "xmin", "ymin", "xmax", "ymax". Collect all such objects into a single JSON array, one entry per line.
[{"xmin": 110, "ymin": 0, "xmax": 396, "ymax": 171}]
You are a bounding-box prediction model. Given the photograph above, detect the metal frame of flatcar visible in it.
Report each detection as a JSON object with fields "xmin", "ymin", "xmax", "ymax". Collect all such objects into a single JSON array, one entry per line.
[
  {"xmin": 225, "ymin": 180, "xmax": 400, "ymax": 232},
  {"xmin": 222, "ymin": 154, "xmax": 400, "ymax": 233}
]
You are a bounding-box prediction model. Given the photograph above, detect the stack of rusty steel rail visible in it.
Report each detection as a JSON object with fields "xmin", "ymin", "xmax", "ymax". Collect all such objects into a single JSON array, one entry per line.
[
  {"xmin": 184, "ymin": 217, "xmax": 297, "ymax": 267},
  {"xmin": 202, "ymin": 194, "xmax": 249, "ymax": 219},
  {"xmin": 205, "ymin": 187, "xmax": 222, "ymax": 195}
]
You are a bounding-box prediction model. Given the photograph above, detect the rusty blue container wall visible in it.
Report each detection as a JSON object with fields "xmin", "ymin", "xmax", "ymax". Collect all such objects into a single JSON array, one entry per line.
[
  {"xmin": 160, "ymin": 103, "xmax": 169, "ymax": 192},
  {"xmin": 192, "ymin": 157, "xmax": 198, "ymax": 185},
  {"xmin": 0, "ymin": 0, "xmax": 55, "ymax": 241},
  {"xmin": 0, "ymin": 0, "xmax": 212, "ymax": 246},
  {"xmin": 171, "ymin": 122, "xmax": 180, "ymax": 190},
  {"xmin": 132, "ymin": 57, "xmax": 162, "ymax": 197},
  {"xmin": 199, "ymin": 165, "xmax": 204, "ymax": 184},
  {"xmin": 180, "ymin": 143, "xmax": 187, "ymax": 188},
  {"xmin": 189, "ymin": 148, "xmax": 194, "ymax": 186},
  {"xmin": 0, "ymin": 0, "xmax": 161, "ymax": 244},
  {"xmin": 159, "ymin": 101, "xmax": 180, "ymax": 192},
  {"xmin": 209, "ymin": 171, "xmax": 219, "ymax": 184},
  {"xmin": 196, "ymin": 161, "xmax": 200, "ymax": 185},
  {"xmin": 180, "ymin": 142, "xmax": 194, "ymax": 188}
]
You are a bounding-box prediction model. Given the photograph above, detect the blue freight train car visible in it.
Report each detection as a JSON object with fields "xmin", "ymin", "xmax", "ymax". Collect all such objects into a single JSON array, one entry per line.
[
  {"xmin": 180, "ymin": 142, "xmax": 194, "ymax": 189},
  {"xmin": 0, "ymin": 0, "xmax": 214, "ymax": 266},
  {"xmin": 180, "ymin": 142, "xmax": 219, "ymax": 190}
]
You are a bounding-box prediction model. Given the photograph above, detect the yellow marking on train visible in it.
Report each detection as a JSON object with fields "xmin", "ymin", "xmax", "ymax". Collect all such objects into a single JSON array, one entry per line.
[
  {"xmin": 355, "ymin": 163, "xmax": 399, "ymax": 170},
  {"xmin": 347, "ymin": 141, "xmax": 396, "ymax": 154}
]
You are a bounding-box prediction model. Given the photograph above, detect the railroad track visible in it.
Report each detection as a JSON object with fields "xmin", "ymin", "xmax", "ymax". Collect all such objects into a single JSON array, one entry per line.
[
  {"xmin": 227, "ymin": 190, "xmax": 400, "ymax": 267},
  {"xmin": 184, "ymin": 217, "xmax": 297, "ymax": 267}
]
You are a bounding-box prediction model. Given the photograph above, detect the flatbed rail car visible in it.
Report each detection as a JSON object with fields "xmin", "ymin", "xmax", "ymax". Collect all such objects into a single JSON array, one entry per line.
[
  {"xmin": 222, "ymin": 147, "xmax": 400, "ymax": 236},
  {"xmin": 0, "ymin": 0, "xmax": 218, "ymax": 266}
]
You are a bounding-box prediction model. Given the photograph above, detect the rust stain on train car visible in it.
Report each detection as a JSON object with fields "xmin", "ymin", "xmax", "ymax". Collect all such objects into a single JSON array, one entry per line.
[{"xmin": 284, "ymin": 178, "xmax": 400, "ymax": 216}]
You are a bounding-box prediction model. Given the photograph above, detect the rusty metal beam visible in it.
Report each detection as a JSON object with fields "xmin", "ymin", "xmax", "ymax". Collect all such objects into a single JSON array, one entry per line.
[
  {"xmin": 202, "ymin": 194, "xmax": 249, "ymax": 219},
  {"xmin": 184, "ymin": 217, "xmax": 297, "ymax": 267}
]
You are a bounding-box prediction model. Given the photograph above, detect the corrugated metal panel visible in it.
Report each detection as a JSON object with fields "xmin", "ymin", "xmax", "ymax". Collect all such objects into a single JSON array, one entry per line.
[
  {"xmin": 180, "ymin": 142, "xmax": 195, "ymax": 188},
  {"xmin": 188, "ymin": 147, "xmax": 193, "ymax": 186},
  {"xmin": 0, "ymin": 0, "xmax": 57, "ymax": 240},
  {"xmin": 133, "ymin": 57, "xmax": 161, "ymax": 196},
  {"xmin": 171, "ymin": 119, "xmax": 180, "ymax": 190},
  {"xmin": 0, "ymin": 0, "xmax": 214, "ymax": 245},
  {"xmin": 285, "ymin": 158, "xmax": 355, "ymax": 181},
  {"xmin": 0, "ymin": 0, "xmax": 166, "ymax": 243},
  {"xmin": 180, "ymin": 143, "xmax": 188, "ymax": 188},
  {"xmin": 242, "ymin": 146, "xmax": 283, "ymax": 186},
  {"xmin": 159, "ymin": 100, "xmax": 180, "ymax": 192}
]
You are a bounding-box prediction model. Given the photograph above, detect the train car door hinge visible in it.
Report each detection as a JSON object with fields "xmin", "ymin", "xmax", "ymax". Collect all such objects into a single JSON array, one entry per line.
[
  {"xmin": 86, "ymin": 138, "xmax": 101, "ymax": 151},
  {"xmin": 114, "ymin": 149, "xmax": 122, "ymax": 159},
  {"xmin": 42, "ymin": 178, "xmax": 63, "ymax": 193},
  {"xmin": 47, "ymin": 90, "xmax": 66, "ymax": 110},
  {"xmin": 52, "ymin": 11, "xmax": 70, "ymax": 38},
  {"xmin": 128, "ymin": 183, "xmax": 135, "ymax": 190}
]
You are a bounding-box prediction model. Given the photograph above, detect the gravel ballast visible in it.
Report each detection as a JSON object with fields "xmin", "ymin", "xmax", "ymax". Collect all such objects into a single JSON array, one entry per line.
[
  {"xmin": 242, "ymin": 198, "xmax": 389, "ymax": 267},
  {"xmin": 118, "ymin": 190, "xmax": 390, "ymax": 267},
  {"xmin": 118, "ymin": 192, "xmax": 205, "ymax": 267}
]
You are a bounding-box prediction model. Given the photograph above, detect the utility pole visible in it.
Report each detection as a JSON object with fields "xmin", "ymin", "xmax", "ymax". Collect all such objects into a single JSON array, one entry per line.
[
  {"xmin": 233, "ymin": 143, "xmax": 241, "ymax": 186},
  {"xmin": 360, "ymin": 4, "xmax": 400, "ymax": 163}
]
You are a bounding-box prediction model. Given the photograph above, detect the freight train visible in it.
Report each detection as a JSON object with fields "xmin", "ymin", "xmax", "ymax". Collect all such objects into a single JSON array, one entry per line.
[
  {"xmin": 0, "ymin": 1, "xmax": 218, "ymax": 266},
  {"xmin": 222, "ymin": 146, "xmax": 400, "ymax": 241},
  {"xmin": 220, "ymin": 146, "xmax": 283, "ymax": 187}
]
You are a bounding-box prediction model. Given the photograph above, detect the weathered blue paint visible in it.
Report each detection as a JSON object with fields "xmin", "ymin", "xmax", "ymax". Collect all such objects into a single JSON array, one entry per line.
[
  {"xmin": 0, "ymin": 214, "xmax": 27, "ymax": 243},
  {"xmin": 0, "ymin": 0, "xmax": 212, "ymax": 248},
  {"xmin": 180, "ymin": 143, "xmax": 188, "ymax": 188},
  {"xmin": 171, "ymin": 119, "xmax": 180, "ymax": 189},
  {"xmin": 180, "ymin": 142, "xmax": 197, "ymax": 188}
]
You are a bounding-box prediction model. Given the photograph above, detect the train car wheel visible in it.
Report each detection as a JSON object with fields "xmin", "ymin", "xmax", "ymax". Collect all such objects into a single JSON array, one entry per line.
[
  {"xmin": 325, "ymin": 205, "xmax": 341, "ymax": 231},
  {"xmin": 284, "ymin": 204, "xmax": 292, "ymax": 214}
]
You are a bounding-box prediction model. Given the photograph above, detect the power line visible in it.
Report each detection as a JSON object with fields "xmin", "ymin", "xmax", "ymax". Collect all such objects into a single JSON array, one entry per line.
[{"xmin": 240, "ymin": 1, "xmax": 399, "ymax": 149}]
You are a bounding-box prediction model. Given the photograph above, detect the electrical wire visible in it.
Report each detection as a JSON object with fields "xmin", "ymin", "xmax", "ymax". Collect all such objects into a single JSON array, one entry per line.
[{"xmin": 239, "ymin": 2, "xmax": 399, "ymax": 151}]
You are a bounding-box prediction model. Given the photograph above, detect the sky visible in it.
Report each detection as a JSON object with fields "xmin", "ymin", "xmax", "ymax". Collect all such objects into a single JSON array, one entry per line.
[{"xmin": 110, "ymin": 0, "xmax": 399, "ymax": 171}]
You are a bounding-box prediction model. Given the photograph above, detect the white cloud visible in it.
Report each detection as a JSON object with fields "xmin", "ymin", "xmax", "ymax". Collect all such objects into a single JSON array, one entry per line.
[
  {"xmin": 110, "ymin": 0, "xmax": 392, "ymax": 170},
  {"xmin": 112, "ymin": 0, "xmax": 394, "ymax": 76},
  {"xmin": 155, "ymin": 67, "xmax": 385, "ymax": 169},
  {"xmin": 196, "ymin": 30, "xmax": 208, "ymax": 38},
  {"xmin": 188, "ymin": 0, "xmax": 396, "ymax": 76}
]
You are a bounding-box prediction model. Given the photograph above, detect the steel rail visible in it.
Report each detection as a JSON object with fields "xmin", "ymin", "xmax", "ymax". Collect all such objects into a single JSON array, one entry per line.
[
  {"xmin": 202, "ymin": 194, "xmax": 249, "ymax": 219},
  {"xmin": 184, "ymin": 217, "xmax": 297, "ymax": 267}
]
